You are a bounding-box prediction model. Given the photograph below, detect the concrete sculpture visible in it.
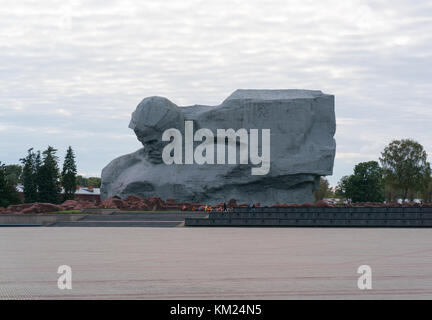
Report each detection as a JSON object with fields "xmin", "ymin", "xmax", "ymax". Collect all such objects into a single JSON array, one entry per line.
[{"xmin": 101, "ymin": 89, "xmax": 336, "ymax": 205}]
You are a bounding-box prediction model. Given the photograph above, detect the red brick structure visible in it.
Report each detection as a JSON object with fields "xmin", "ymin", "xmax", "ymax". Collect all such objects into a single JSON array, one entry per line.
[
  {"xmin": 74, "ymin": 186, "xmax": 101, "ymax": 204},
  {"xmin": 16, "ymin": 185, "xmax": 101, "ymax": 204}
]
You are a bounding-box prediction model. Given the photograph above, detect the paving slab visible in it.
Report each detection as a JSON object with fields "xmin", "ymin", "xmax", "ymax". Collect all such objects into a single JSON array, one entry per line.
[{"xmin": 1, "ymin": 228, "xmax": 432, "ymax": 299}]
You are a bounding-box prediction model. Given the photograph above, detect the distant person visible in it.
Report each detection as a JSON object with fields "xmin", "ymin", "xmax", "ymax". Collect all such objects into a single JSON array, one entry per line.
[{"xmin": 223, "ymin": 202, "xmax": 227, "ymax": 212}]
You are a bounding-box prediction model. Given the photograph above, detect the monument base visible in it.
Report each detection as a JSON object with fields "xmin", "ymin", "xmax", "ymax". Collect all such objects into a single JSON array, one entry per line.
[{"xmin": 185, "ymin": 207, "xmax": 432, "ymax": 228}]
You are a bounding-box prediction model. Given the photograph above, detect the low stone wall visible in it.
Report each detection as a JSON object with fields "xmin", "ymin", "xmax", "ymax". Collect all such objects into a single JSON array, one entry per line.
[
  {"xmin": 80, "ymin": 208, "xmax": 117, "ymax": 215},
  {"xmin": 185, "ymin": 207, "xmax": 432, "ymax": 227},
  {"xmin": 0, "ymin": 214, "xmax": 86, "ymax": 226},
  {"xmin": 0, "ymin": 211, "xmax": 207, "ymax": 227}
]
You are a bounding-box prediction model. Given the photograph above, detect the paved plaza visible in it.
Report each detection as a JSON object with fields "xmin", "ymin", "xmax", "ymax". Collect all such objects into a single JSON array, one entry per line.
[{"xmin": 1, "ymin": 227, "xmax": 432, "ymax": 299}]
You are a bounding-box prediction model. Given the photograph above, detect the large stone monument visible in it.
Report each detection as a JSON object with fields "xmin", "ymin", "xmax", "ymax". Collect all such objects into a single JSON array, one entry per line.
[{"xmin": 101, "ymin": 89, "xmax": 336, "ymax": 205}]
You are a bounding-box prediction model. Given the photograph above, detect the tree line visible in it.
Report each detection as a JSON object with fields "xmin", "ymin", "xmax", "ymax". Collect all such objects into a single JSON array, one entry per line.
[
  {"xmin": 0, "ymin": 146, "xmax": 100, "ymax": 207},
  {"xmin": 19, "ymin": 146, "xmax": 77, "ymax": 204},
  {"xmin": 315, "ymin": 139, "xmax": 432, "ymax": 203},
  {"xmin": 0, "ymin": 162, "xmax": 21, "ymax": 208}
]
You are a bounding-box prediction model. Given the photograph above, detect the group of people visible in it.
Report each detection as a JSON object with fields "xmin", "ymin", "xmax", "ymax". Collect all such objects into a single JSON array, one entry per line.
[
  {"xmin": 190, "ymin": 203, "xmax": 233, "ymax": 212},
  {"xmin": 182, "ymin": 202, "xmax": 257, "ymax": 212}
]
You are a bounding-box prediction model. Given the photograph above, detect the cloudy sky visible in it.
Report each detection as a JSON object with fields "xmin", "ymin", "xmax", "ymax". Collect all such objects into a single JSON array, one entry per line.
[{"xmin": 1, "ymin": 0, "xmax": 431, "ymax": 185}]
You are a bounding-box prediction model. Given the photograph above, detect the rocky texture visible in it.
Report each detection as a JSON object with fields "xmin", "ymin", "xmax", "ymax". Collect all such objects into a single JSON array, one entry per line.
[
  {"xmin": 100, "ymin": 196, "xmax": 187, "ymax": 211},
  {"xmin": 6, "ymin": 203, "xmax": 62, "ymax": 214},
  {"xmin": 101, "ymin": 89, "xmax": 336, "ymax": 205},
  {"xmin": 3, "ymin": 201, "xmax": 99, "ymax": 214},
  {"xmin": 3, "ymin": 198, "xmax": 432, "ymax": 214}
]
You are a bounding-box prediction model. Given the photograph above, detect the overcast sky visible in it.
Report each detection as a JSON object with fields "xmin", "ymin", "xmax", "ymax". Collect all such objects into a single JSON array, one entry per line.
[{"xmin": 1, "ymin": 0, "xmax": 431, "ymax": 185}]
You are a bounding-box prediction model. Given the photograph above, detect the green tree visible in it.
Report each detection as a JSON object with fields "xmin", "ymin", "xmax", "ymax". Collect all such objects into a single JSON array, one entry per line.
[
  {"xmin": 76, "ymin": 175, "xmax": 88, "ymax": 187},
  {"xmin": 335, "ymin": 175, "xmax": 349, "ymax": 198},
  {"xmin": 34, "ymin": 151, "xmax": 43, "ymax": 200},
  {"xmin": 38, "ymin": 146, "xmax": 61, "ymax": 204},
  {"xmin": 20, "ymin": 148, "xmax": 38, "ymax": 203},
  {"xmin": 4, "ymin": 164, "xmax": 22, "ymax": 186},
  {"xmin": 0, "ymin": 162, "xmax": 21, "ymax": 208},
  {"xmin": 384, "ymin": 183, "xmax": 399, "ymax": 203},
  {"xmin": 338, "ymin": 161, "xmax": 385, "ymax": 203},
  {"xmin": 380, "ymin": 139, "xmax": 431, "ymax": 202},
  {"xmin": 420, "ymin": 175, "xmax": 432, "ymax": 203},
  {"xmin": 314, "ymin": 177, "xmax": 332, "ymax": 201},
  {"xmin": 75, "ymin": 176, "xmax": 101, "ymax": 188},
  {"xmin": 87, "ymin": 177, "xmax": 101, "ymax": 188},
  {"xmin": 61, "ymin": 146, "xmax": 77, "ymax": 201}
]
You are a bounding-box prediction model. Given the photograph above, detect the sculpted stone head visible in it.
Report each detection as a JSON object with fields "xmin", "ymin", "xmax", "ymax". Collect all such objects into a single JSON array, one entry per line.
[{"xmin": 129, "ymin": 96, "xmax": 185, "ymax": 163}]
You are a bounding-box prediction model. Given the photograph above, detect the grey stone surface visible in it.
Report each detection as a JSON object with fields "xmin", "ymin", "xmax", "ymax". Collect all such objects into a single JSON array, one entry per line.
[
  {"xmin": 2, "ymin": 228, "xmax": 432, "ymax": 299},
  {"xmin": 101, "ymin": 89, "xmax": 336, "ymax": 205},
  {"xmin": 0, "ymin": 214, "xmax": 84, "ymax": 226}
]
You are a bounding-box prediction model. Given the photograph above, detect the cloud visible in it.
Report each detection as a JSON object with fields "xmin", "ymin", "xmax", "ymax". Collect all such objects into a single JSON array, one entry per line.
[{"xmin": 0, "ymin": 0, "xmax": 431, "ymax": 185}]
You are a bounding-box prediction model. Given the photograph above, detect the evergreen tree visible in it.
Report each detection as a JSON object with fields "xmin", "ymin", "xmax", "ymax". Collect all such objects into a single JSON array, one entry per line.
[
  {"xmin": 61, "ymin": 146, "xmax": 77, "ymax": 201},
  {"xmin": 38, "ymin": 146, "xmax": 61, "ymax": 204},
  {"xmin": 20, "ymin": 148, "xmax": 38, "ymax": 203},
  {"xmin": 0, "ymin": 162, "xmax": 21, "ymax": 208},
  {"xmin": 34, "ymin": 150, "xmax": 43, "ymax": 201},
  {"xmin": 4, "ymin": 164, "xmax": 22, "ymax": 186}
]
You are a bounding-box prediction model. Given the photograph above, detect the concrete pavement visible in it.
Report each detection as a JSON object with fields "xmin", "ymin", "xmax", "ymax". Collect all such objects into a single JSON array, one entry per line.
[{"xmin": 1, "ymin": 228, "xmax": 432, "ymax": 299}]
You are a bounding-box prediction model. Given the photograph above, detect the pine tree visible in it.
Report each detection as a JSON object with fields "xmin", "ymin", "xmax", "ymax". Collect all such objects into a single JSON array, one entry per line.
[
  {"xmin": 34, "ymin": 150, "xmax": 42, "ymax": 201},
  {"xmin": 38, "ymin": 146, "xmax": 61, "ymax": 204},
  {"xmin": 61, "ymin": 146, "xmax": 77, "ymax": 201},
  {"xmin": 4, "ymin": 164, "xmax": 22, "ymax": 186},
  {"xmin": 0, "ymin": 162, "xmax": 21, "ymax": 208},
  {"xmin": 20, "ymin": 148, "xmax": 38, "ymax": 203}
]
